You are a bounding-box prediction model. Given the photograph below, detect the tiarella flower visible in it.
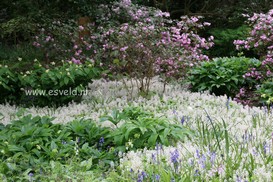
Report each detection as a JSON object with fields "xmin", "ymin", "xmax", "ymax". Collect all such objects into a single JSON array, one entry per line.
[{"xmin": 2, "ymin": 74, "xmax": 273, "ymax": 180}]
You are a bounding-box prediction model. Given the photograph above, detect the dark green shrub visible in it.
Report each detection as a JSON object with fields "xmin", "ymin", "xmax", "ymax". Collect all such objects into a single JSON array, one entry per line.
[
  {"xmin": 0, "ymin": 43, "xmax": 44, "ymax": 66},
  {"xmin": 187, "ymin": 57, "xmax": 261, "ymax": 97},
  {"xmin": 207, "ymin": 25, "xmax": 251, "ymax": 57}
]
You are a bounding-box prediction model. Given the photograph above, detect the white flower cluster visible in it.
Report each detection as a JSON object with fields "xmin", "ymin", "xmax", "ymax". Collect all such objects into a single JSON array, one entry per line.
[{"xmin": 1, "ymin": 77, "xmax": 273, "ymax": 180}]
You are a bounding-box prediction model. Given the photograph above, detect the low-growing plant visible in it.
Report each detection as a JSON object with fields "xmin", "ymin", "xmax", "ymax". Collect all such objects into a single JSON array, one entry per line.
[
  {"xmin": 0, "ymin": 64, "xmax": 19, "ymax": 103},
  {"xmin": 66, "ymin": 119, "xmax": 111, "ymax": 150},
  {"xmin": 100, "ymin": 107, "xmax": 192, "ymax": 151},
  {"xmin": 0, "ymin": 115, "xmax": 117, "ymax": 179},
  {"xmin": 100, "ymin": 109, "xmax": 127, "ymax": 127},
  {"xmin": 188, "ymin": 57, "xmax": 261, "ymax": 97},
  {"xmin": 110, "ymin": 116, "xmax": 191, "ymax": 151},
  {"xmin": 0, "ymin": 59, "xmax": 100, "ymax": 107},
  {"xmin": 122, "ymin": 106, "xmax": 153, "ymax": 120},
  {"xmin": 256, "ymin": 79, "xmax": 273, "ymax": 106}
]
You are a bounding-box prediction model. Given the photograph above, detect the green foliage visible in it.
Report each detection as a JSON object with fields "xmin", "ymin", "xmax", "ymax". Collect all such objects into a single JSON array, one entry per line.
[
  {"xmin": 257, "ymin": 79, "xmax": 273, "ymax": 106},
  {"xmin": 100, "ymin": 109, "xmax": 127, "ymax": 127},
  {"xmin": 23, "ymin": 160, "xmax": 103, "ymax": 182},
  {"xmin": 0, "ymin": 16, "xmax": 36, "ymax": 44},
  {"xmin": 0, "ymin": 115, "xmax": 116, "ymax": 180},
  {"xmin": 0, "ymin": 64, "xmax": 19, "ymax": 103},
  {"xmin": 208, "ymin": 25, "xmax": 251, "ymax": 57},
  {"xmin": 0, "ymin": 60, "xmax": 100, "ymax": 107},
  {"xmin": 188, "ymin": 57, "xmax": 261, "ymax": 97},
  {"xmin": 101, "ymin": 107, "xmax": 193, "ymax": 151},
  {"xmin": 0, "ymin": 0, "xmax": 116, "ymax": 44},
  {"xmin": 66, "ymin": 119, "xmax": 111, "ymax": 152},
  {"xmin": 0, "ymin": 43, "xmax": 44, "ymax": 66},
  {"xmin": 33, "ymin": 19, "xmax": 78, "ymax": 62},
  {"xmin": 111, "ymin": 116, "xmax": 191, "ymax": 151}
]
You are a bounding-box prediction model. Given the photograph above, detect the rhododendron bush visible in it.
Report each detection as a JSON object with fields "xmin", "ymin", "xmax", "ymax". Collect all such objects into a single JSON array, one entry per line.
[
  {"xmin": 32, "ymin": 0, "xmax": 214, "ymax": 95},
  {"xmin": 234, "ymin": 9, "xmax": 273, "ymax": 106},
  {"xmin": 89, "ymin": 0, "xmax": 213, "ymax": 94}
]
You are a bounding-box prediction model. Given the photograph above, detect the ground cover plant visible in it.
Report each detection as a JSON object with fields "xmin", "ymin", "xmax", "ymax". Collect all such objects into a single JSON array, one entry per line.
[
  {"xmin": 1, "ymin": 78, "xmax": 273, "ymax": 181},
  {"xmin": 0, "ymin": 60, "xmax": 99, "ymax": 107},
  {"xmin": 0, "ymin": 115, "xmax": 115, "ymax": 181},
  {"xmin": 1, "ymin": 0, "xmax": 273, "ymax": 181}
]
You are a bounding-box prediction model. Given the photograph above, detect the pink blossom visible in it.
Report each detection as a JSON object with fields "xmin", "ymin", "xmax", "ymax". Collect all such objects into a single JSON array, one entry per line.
[
  {"xmin": 79, "ymin": 25, "xmax": 84, "ymax": 30},
  {"xmin": 120, "ymin": 46, "xmax": 128, "ymax": 52},
  {"xmin": 191, "ymin": 17, "xmax": 199, "ymax": 22},
  {"xmin": 45, "ymin": 36, "xmax": 51, "ymax": 42},
  {"xmin": 71, "ymin": 57, "xmax": 81, "ymax": 64},
  {"xmin": 203, "ymin": 22, "xmax": 211, "ymax": 26}
]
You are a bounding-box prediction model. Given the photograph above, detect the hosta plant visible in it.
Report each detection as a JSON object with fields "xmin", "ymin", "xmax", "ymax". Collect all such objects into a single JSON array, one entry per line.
[{"xmin": 188, "ymin": 57, "xmax": 260, "ymax": 98}]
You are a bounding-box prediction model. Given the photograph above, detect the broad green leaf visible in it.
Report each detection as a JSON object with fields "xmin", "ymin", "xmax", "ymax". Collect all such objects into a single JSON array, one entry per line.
[{"xmin": 148, "ymin": 133, "xmax": 158, "ymax": 146}]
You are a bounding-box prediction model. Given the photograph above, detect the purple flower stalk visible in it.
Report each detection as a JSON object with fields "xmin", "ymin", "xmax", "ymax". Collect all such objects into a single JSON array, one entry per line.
[
  {"xmin": 152, "ymin": 153, "xmax": 156, "ymax": 163},
  {"xmin": 196, "ymin": 150, "xmax": 200, "ymax": 158},
  {"xmin": 137, "ymin": 171, "xmax": 147, "ymax": 182},
  {"xmin": 181, "ymin": 116, "xmax": 185, "ymax": 125},
  {"xmin": 155, "ymin": 174, "xmax": 160, "ymax": 181},
  {"xmin": 263, "ymin": 142, "xmax": 270, "ymax": 154},
  {"xmin": 170, "ymin": 149, "xmax": 179, "ymax": 164},
  {"xmin": 99, "ymin": 137, "xmax": 104, "ymax": 145},
  {"xmin": 199, "ymin": 154, "xmax": 206, "ymax": 169}
]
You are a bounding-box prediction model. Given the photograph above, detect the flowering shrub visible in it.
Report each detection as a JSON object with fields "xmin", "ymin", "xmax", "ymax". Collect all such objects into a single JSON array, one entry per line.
[
  {"xmin": 234, "ymin": 9, "xmax": 273, "ymax": 106},
  {"xmin": 31, "ymin": 0, "xmax": 213, "ymax": 96},
  {"xmin": 33, "ymin": 20, "xmax": 77, "ymax": 63},
  {"xmin": 90, "ymin": 0, "xmax": 214, "ymax": 94}
]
